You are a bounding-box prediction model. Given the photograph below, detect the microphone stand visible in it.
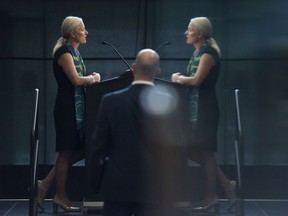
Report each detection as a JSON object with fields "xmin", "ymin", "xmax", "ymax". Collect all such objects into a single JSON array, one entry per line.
[
  {"xmin": 102, "ymin": 41, "xmax": 132, "ymax": 76},
  {"xmin": 156, "ymin": 41, "xmax": 171, "ymax": 52}
]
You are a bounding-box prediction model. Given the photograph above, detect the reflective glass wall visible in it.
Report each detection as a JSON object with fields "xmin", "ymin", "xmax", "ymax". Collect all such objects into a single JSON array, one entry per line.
[{"xmin": 1, "ymin": 0, "xmax": 288, "ymax": 165}]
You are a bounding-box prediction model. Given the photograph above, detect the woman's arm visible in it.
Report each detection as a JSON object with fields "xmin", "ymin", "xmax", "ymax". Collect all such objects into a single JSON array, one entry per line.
[
  {"xmin": 58, "ymin": 53, "xmax": 101, "ymax": 86},
  {"xmin": 171, "ymin": 53, "xmax": 215, "ymax": 87}
]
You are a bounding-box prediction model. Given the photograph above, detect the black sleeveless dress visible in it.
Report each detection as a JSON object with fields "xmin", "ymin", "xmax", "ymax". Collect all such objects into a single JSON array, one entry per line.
[
  {"xmin": 186, "ymin": 45, "xmax": 220, "ymax": 152},
  {"xmin": 53, "ymin": 45, "xmax": 86, "ymax": 152}
]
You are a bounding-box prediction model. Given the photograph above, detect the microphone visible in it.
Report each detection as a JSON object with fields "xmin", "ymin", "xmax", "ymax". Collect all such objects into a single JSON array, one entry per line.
[
  {"xmin": 102, "ymin": 41, "xmax": 132, "ymax": 72},
  {"xmin": 156, "ymin": 41, "xmax": 171, "ymax": 52}
]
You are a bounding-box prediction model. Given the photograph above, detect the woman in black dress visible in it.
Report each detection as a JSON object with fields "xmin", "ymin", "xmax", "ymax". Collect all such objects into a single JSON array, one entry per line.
[
  {"xmin": 171, "ymin": 17, "xmax": 236, "ymax": 212},
  {"xmin": 37, "ymin": 16, "xmax": 101, "ymax": 213}
]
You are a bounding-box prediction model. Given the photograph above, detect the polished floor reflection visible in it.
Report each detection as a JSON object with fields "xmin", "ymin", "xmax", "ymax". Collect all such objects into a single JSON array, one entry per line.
[{"xmin": 0, "ymin": 199, "xmax": 288, "ymax": 216}]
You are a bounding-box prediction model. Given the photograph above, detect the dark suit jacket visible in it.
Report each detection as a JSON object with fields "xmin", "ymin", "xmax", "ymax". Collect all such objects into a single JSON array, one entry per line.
[{"xmin": 87, "ymin": 84, "xmax": 187, "ymax": 203}]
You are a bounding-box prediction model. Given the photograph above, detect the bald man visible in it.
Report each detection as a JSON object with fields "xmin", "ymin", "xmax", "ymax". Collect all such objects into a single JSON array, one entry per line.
[{"xmin": 88, "ymin": 49, "xmax": 187, "ymax": 216}]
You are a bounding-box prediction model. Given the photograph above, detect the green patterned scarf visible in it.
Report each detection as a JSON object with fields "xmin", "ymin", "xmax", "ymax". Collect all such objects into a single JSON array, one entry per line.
[
  {"xmin": 67, "ymin": 45, "xmax": 86, "ymax": 141},
  {"xmin": 186, "ymin": 44, "xmax": 207, "ymax": 126}
]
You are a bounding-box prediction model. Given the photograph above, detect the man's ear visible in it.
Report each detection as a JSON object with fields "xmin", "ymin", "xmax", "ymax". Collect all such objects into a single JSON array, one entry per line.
[
  {"xmin": 131, "ymin": 63, "xmax": 136, "ymax": 74},
  {"xmin": 156, "ymin": 68, "xmax": 161, "ymax": 77}
]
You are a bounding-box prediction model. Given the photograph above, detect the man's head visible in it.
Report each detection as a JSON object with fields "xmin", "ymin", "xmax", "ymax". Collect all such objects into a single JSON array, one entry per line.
[{"xmin": 132, "ymin": 49, "xmax": 160, "ymax": 81}]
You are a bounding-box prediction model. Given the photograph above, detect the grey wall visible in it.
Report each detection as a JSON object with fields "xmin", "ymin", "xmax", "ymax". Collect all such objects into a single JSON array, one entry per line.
[{"xmin": 1, "ymin": 0, "xmax": 288, "ymax": 166}]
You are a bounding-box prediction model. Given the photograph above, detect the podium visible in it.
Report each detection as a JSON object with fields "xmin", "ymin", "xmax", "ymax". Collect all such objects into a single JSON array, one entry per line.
[
  {"xmin": 85, "ymin": 74, "xmax": 134, "ymax": 148},
  {"xmin": 84, "ymin": 74, "xmax": 133, "ymax": 213},
  {"xmin": 83, "ymin": 74, "xmax": 189, "ymax": 214}
]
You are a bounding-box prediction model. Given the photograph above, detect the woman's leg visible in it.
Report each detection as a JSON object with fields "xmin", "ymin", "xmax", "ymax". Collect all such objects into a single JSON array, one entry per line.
[
  {"xmin": 202, "ymin": 152, "xmax": 218, "ymax": 203},
  {"xmin": 217, "ymin": 166, "xmax": 237, "ymax": 205},
  {"xmin": 189, "ymin": 150, "xmax": 218, "ymax": 206},
  {"xmin": 54, "ymin": 150, "xmax": 84, "ymax": 201},
  {"xmin": 38, "ymin": 166, "xmax": 55, "ymax": 209},
  {"xmin": 41, "ymin": 151, "xmax": 84, "ymax": 193},
  {"xmin": 54, "ymin": 151, "xmax": 72, "ymax": 203},
  {"xmin": 39, "ymin": 150, "xmax": 85, "ymax": 199},
  {"xmin": 52, "ymin": 150, "xmax": 85, "ymax": 213},
  {"xmin": 190, "ymin": 148, "xmax": 236, "ymax": 211}
]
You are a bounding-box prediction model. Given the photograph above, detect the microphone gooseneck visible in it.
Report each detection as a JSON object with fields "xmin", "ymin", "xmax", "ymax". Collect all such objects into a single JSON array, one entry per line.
[
  {"xmin": 156, "ymin": 41, "xmax": 172, "ymax": 52},
  {"xmin": 102, "ymin": 41, "xmax": 110, "ymax": 45},
  {"xmin": 102, "ymin": 41, "xmax": 132, "ymax": 71}
]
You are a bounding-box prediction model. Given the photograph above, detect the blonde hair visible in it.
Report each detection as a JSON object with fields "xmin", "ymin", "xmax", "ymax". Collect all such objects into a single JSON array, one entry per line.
[
  {"xmin": 190, "ymin": 17, "xmax": 221, "ymax": 56},
  {"xmin": 52, "ymin": 16, "xmax": 83, "ymax": 55}
]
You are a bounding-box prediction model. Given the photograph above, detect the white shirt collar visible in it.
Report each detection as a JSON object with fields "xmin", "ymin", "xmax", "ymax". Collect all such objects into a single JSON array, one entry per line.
[{"xmin": 132, "ymin": 80, "xmax": 154, "ymax": 86}]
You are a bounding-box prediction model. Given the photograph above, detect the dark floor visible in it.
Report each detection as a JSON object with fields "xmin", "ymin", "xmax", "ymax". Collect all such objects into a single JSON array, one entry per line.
[{"xmin": 0, "ymin": 199, "xmax": 288, "ymax": 216}]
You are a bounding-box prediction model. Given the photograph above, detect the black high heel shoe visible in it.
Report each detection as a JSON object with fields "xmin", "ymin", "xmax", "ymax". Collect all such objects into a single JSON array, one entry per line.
[
  {"xmin": 52, "ymin": 196, "xmax": 81, "ymax": 213},
  {"xmin": 192, "ymin": 197, "xmax": 220, "ymax": 213}
]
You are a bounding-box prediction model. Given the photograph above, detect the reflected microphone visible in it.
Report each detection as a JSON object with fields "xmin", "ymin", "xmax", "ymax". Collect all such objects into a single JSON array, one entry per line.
[
  {"xmin": 102, "ymin": 41, "xmax": 132, "ymax": 71},
  {"xmin": 156, "ymin": 41, "xmax": 171, "ymax": 52}
]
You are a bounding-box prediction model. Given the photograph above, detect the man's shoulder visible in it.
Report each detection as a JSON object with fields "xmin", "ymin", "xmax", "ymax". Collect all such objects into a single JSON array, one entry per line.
[{"xmin": 103, "ymin": 87, "xmax": 129, "ymax": 100}]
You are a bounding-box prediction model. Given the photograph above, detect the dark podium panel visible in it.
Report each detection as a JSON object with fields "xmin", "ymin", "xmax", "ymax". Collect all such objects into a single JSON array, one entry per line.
[
  {"xmin": 85, "ymin": 74, "xmax": 134, "ymax": 149},
  {"xmin": 84, "ymin": 74, "xmax": 134, "ymax": 212}
]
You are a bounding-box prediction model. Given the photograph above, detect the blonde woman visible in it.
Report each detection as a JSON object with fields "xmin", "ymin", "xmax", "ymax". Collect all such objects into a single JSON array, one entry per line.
[
  {"xmin": 172, "ymin": 17, "xmax": 236, "ymax": 212},
  {"xmin": 37, "ymin": 16, "xmax": 101, "ymax": 213}
]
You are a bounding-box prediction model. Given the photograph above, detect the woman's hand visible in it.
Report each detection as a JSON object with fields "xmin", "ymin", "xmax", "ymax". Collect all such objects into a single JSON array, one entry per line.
[
  {"xmin": 91, "ymin": 72, "xmax": 101, "ymax": 83},
  {"xmin": 87, "ymin": 72, "xmax": 101, "ymax": 85},
  {"xmin": 171, "ymin": 72, "xmax": 184, "ymax": 83}
]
